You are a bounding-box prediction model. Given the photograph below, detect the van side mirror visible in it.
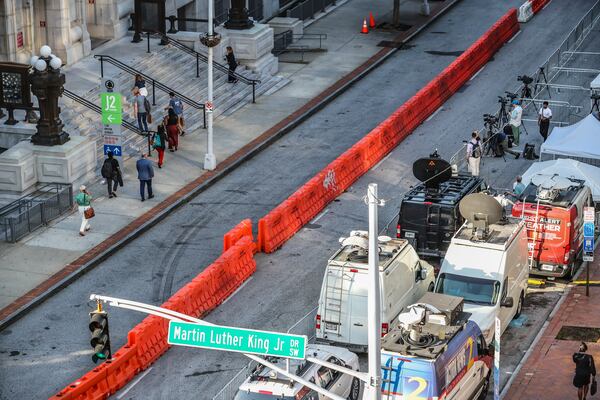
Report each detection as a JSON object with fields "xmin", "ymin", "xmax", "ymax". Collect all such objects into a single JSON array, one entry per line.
[
  {"xmin": 501, "ymin": 296, "xmax": 514, "ymax": 308},
  {"xmin": 420, "ymin": 268, "xmax": 427, "ymax": 281}
]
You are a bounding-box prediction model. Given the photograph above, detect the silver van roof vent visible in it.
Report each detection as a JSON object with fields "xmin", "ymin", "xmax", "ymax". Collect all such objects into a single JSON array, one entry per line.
[{"xmin": 459, "ymin": 193, "xmax": 503, "ymax": 241}]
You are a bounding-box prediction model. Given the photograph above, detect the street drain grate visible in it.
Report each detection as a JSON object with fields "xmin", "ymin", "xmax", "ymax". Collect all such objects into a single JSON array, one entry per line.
[{"xmin": 556, "ymin": 326, "xmax": 600, "ymax": 342}]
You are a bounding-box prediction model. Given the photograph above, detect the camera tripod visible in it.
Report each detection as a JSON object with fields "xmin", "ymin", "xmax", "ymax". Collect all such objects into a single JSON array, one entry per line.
[
  {"xmin": 592, "ymin": 94, "xmax": 600, "ymax": 114},
  {"xmin": 534, "ymin": 66, "xmax": 551, "ymax": 99}
]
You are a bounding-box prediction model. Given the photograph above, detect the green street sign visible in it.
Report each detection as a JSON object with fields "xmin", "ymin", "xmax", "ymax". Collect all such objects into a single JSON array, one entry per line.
[
  {"xmin": 100, "ymin": 92, "xmax": 122, "ymax": 125},
  {"xmin": 167, "ymin": 322, "xmax": 307, "ymax": 360}
]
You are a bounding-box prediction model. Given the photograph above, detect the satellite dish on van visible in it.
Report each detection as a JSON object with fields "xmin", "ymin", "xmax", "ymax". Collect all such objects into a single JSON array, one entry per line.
[
  {"xmin": 459, "ymin": 193, "xmax": 503, "ymax": 240},
  {"xmin": 340, "ymin": 234, "xmax": 368, "ymax": 250},
  {"xmin": 412, "ymin": 155, "xmax": 452, "ymax": 189}
]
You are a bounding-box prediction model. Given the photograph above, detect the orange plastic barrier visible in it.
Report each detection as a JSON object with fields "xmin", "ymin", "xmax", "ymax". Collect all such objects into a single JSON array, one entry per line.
[
  {"xmin": 50, "ymin": 235, "xmax": 257, "ymax": 400},
  {"xmin": 531, "ymin": 0, "xmax": 550, "ymax": 14},
  {"xmin": 223, "ymin": 219, "xmax": 254, "ymax": 253},
  {"xmin": 258, "ymin": 8, "xmax": 519, "ymax": 253}
]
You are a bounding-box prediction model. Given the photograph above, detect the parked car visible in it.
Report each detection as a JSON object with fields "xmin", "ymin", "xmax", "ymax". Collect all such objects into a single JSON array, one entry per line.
[
  {"xmin": 396, "ymin": 154, "xmax": 487, "ymax": 259},
  {"xmin": 234, "ymin": 344, "xmax": 360, "ymax": 400},
  {"xmin": 512, "ymin": 174, "xmax": 592, "ymax": 278},
  {"xmin": 316, "ymin": 231, "xmax": 435, "ymax": 352},
  {"xmin": 381, "ymin": 292, "xmax": 492, "ymax": 400},
  {"xmin": 435, "ymin": 193, "xmax": 529, "ymax": 344}
]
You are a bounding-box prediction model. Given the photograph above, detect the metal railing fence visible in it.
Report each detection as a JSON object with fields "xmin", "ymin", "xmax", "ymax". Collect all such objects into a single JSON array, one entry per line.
[{"xmin": 0, "ymin": 183, "xmax": 73, "ymax": 242}]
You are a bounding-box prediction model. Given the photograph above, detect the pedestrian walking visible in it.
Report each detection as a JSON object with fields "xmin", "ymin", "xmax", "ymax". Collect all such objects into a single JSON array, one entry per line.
[
  {"xmin": 166, "ymin": 92, "xmax": 185, "ymax": 135},
  {"xmin": 100, "ymin": 151, "xmax": 122, "ymax": 198},
  {"xmin": 74, "ymin": 185, "xmax": 93, "ymax": 236},
  {"xmin": 165, "ymin": 108, "xmax": 180, "ymax": 152},
  {"xmin": 538, "ymin": 101, "xmax": 552, "ymax": 141},
  {"xmin": 132, "ymin": 73, "xmax": 148, "ymax": 97},
  {"xmin": 136, "ymin": 153, "xmax": 154, "ymax": 202},
  {"xmin": 513, "ymin": 175, "xmax": 526, "ymax": 195},
  {"xmin": 509, "ymin": 99, "xmax": 523, "ymax": 146},
  {"xmin": 225, "ymin": 46, "xmax": 238, "ymax": 83},
  {"xmin": 466, "ymin": 131, "xmax": 482, "ymax": 177},
  {"xmin": 573, "ymin": 342, "xmax": 596, "ymax": 400},
  {"xmin": 133, "ymin": 87, "xmax": 151, "ymax": 133},
  {"xmin": 152, "ymin": 123, "xmax": 167, "ymax": 168}
]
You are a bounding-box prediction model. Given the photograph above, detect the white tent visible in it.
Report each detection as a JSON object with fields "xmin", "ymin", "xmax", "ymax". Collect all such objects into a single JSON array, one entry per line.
[
  {"xmin": 540, "ymin": 114, "xmax": 600, "ymax": 160},
  {"xmin": 521, "ymin": 158, "xmax": 600, "ymax": 201}
]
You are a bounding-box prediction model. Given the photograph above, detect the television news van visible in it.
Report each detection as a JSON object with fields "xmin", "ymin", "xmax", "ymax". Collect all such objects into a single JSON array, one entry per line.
[
  {"xmin": 381, "ymin": 292, "xmax": 492, "ymax": 400},
  {"xmin": 316, "ymin": 231, "xmax": 435, "ymax": 352},
  {"xmin": 395, "ymin": 153, "xmax": 487, "ymax": 259},
  {"xmin": 435, "ymin": 193, "xmax": 529, "ymax": 345},
  {"xmin": 511, "ymin": 174, "xmax": 592, "ymax": 278}
]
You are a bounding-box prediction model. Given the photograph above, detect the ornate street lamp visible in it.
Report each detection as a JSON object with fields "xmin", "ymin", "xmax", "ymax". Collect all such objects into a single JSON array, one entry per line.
[
  {"xmin": 29, "ymin": 45, "xmax": 69, "ymax": 146},
  {"xmin": 224, "ymin": 0, "xmax": 254, "ymax": 30}
]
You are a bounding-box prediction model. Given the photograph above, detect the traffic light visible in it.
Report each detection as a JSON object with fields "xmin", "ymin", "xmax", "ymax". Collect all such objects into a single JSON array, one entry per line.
[{"xmin": 89, "ymin": 305, "xmax": 111, "ymax": 363}]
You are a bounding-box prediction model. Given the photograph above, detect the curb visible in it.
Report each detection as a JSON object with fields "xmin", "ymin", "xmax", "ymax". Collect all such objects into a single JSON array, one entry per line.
[{"xmin": 0, "ymin": 0, "xmax": 460, "ymax": 331}]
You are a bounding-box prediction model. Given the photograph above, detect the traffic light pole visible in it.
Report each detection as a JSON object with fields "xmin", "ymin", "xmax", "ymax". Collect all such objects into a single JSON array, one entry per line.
[{"xmin": 90, "ymin": 294, "xmax": 367, "ymax": 400}]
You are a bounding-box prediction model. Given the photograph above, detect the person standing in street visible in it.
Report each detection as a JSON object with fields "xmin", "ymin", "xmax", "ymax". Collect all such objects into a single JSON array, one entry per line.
[
  {"xmin": 101, "ymin": 151, "xmax": 122, "ymax": 198},
  {"xmin": 75, "ymin": 185, "xmax": 93, "ymax": 236},
  {"xmin": 509, "ymin": 99, "xmax": 523, "ymax": 146},
  {"xmin": 166, "ymin": 92, "xmax": 185, "ymax": 135},
  {"xmin": 225, "ymin": 46, "xmax": 238, "ymax": 83},
  {"xmin": 573, "ymin": 342, "xmax": 596, "ymax": 400},
  {"xmin": 133, "ymin": 87, "xmax": 150, "ymax": 133},
  {"xmin": 153, "ymin": 124, "xmax": 167, "ymax": 168},
  {"xmin": 538, "ymin": 101, "xmax": 552, "ymax": 141},
  {"xmin": 165, "ymin": 108, "xmax": 180, "ymax": 152},
  {"xmin": 466, "ymin": 131, "xmax": 482, "ymax": 177},
  {"xmin": 136, "ymin": 153, "xmax": 154, "ymax": 202}
]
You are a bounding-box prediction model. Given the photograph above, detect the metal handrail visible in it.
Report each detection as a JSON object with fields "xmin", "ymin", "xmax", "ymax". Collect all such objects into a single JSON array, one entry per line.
[
  {"xmin": 274, "ymin": 30, "xmax": 327, "ymax": 49},
  {"xmin": 93, "ymin": 54, "xmax": 207, "ymax": 118},
  {"xmin": 145, "ymin": 32, "xmax": 260, "ymax": 103},
  {"xmin": 63, "ymin": 89, "xmax": 146, "ymax": 135}
]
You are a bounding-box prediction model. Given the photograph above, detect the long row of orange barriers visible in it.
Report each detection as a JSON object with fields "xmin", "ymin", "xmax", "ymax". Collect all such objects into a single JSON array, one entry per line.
[
  {"xmin": 50, "ymin": 8, "xmax": 521, "ymax": 400},
  {"xmin": 258, "ymin": 8, "xmax": 520, "ymax": 253},
  {"xmin": 50, "ymin": 221, "xmax": 256, "ymax": 400}
]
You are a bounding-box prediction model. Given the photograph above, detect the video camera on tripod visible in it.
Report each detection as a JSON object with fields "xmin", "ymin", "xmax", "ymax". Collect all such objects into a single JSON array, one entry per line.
[
  {"xmin": 517, "ymin": 75, "xmax": 534, "ymax": 85},
  {"xmin": 483, "ymin": 114, "xmax": 498, "ymax": 124}
]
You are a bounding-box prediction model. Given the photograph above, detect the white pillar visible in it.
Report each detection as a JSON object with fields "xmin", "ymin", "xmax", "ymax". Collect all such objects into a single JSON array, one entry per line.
[
  {"xmin": 367, "ymin": 183, "xmax": 382, "ymax": 400},
  {"xmin": 203, "ymin": 0, "xmax": 217, "ymax": 170}
]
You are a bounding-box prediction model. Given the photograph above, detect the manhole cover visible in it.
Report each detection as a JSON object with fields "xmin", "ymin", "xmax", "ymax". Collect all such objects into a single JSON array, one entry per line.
[{"xmin": 556, "ymin": 326, "xmax": 600, "ymax": 342}]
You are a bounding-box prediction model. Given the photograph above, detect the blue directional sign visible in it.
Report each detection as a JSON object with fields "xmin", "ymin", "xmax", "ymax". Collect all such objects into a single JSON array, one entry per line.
[
  {"xmin": 103, "ymin": 144, "xmax": 122, "ymax": 156},
  {"xmin": 584, "ymin": 237, "xmax": 595, "ymax": 253},
  {"xmin": 584, "ymin": 222, "xmax": 595, "ymax": 238}
]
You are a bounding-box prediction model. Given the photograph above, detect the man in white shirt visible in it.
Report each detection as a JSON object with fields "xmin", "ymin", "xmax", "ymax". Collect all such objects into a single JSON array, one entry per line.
[
  {"xmin": 538, "ymin": 101, "xmax": 552, "ymax": 141},
  {"xmin": 509, "ymin": 100, "xmax": 523, "ymax": 146},
  {"xmin": 466, "ymin": 131, "xmax": 481, "ymax": 176}
]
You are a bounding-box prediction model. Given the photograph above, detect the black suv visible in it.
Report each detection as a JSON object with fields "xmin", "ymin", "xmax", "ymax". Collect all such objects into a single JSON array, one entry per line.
[{"xmin": 396, "ymin": 173, "xmax": 487, "ymax": 259}]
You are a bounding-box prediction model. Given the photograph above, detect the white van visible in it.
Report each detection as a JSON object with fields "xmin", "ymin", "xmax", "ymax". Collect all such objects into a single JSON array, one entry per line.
[
  {"xmin": 316, "ymin": 231, "xmax": 435, "ymax": 352},
  {"xmin": 434, "ymin": 194, "xmax": 529, "ymax": 345}
]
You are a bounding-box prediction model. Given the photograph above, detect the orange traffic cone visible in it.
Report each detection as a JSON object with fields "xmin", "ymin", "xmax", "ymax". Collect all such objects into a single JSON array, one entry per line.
[
  {"xmin": 369, "ymin": 12, "xmax": 376, "ymax": 29},
  {"xmin": 361, "ymin": 18, "xmax": 369, "ymax": 34}
]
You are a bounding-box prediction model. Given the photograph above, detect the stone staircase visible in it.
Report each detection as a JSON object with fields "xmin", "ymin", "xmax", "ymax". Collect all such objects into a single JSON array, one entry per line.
[{"xmin": 60, "ymin": 43, "xmax": 285, "ymax": 158}]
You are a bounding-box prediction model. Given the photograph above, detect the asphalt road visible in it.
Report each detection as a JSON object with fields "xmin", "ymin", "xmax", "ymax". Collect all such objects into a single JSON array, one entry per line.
[{"xmin": 0, "ymin": 0, "xmax": 594, "ymax": 399}]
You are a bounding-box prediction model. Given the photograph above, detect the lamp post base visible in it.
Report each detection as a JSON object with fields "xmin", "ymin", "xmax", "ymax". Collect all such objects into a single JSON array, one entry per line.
[
  {"xmin": 30, "ymin": 131, "xmax": 70, "ymax": 146},
  {"xmin": 204, "ymin": 153, "xmax": 217, "ymax": 170}
]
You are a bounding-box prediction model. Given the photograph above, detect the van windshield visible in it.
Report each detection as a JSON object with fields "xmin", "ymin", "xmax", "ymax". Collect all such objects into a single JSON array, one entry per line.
[{"xmin": 435, "ymin": 273, "xmax": 500, "ymax": 305}]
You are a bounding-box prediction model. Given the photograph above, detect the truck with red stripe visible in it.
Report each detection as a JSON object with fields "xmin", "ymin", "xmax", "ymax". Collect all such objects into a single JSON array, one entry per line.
[{"xmin": 511, "ymin": 175, "xmax": 592, "ymax": 278}]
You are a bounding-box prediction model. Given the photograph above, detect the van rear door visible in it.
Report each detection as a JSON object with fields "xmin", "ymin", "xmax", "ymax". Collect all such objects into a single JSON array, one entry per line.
[
  {"xmin": 348, "ymin": 270, "xmax": 368, "ymax": 346},
  {"xmin": 321, "ymin": 265, "xmax": 354, "ymax": 341}
]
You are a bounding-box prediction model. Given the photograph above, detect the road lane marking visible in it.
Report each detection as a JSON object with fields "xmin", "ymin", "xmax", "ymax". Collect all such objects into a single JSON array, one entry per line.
[
  {"xmin": 311, "ymin": 208, "xmax": 329, "ymax": 224},
  {"xmin": 507, "ymin": 30, "xmax": 522, "ymax": 44},
  {"xmin": 221, "ymin": 277, "xmax": 253, "ymax": 305},
  {"xmin": 372, "ymin": 152, "xmax": 394, "ymax": 170},
  {"xmin": 117, "ymin": 367, "xmax": 153, "ymax": 399},
  {"xmin": 426, "ymin": 107, "xmax": 442, "ymax": 121},
  {"xmin": 470, "ymin": 66, "xmax": 485, "ymax": 81}
]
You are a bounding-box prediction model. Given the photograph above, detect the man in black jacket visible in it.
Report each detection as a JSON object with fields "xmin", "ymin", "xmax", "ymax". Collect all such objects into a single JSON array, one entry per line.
[
  {"xmin": 101, "ymin": 152, "xmax": 122, "ymax": 198},
  {"xmin": 225, "ymin": 46, "xmax": 238, "ymax": 83}
]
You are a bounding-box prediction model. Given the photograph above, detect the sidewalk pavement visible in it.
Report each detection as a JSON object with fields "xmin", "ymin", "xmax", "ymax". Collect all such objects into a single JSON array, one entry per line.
[
  {"xmin": 504, "ymin": 256, "xmax": 600, "ymax": 400},
  {"xmin": 0, "ymin": 0, "xmax": 450, "ymax": 318}
]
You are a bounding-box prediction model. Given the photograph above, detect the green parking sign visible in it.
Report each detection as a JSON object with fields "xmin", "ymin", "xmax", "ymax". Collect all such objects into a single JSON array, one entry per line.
[{"xmin": 100, "ymin": 92, "xmax": 122, "ymax": 125}]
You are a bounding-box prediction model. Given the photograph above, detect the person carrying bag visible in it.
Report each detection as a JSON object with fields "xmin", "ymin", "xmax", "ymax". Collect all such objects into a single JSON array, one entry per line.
[{"xmin": 75, "ymin": 185, "xmax": 94, "ymax": 236}]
